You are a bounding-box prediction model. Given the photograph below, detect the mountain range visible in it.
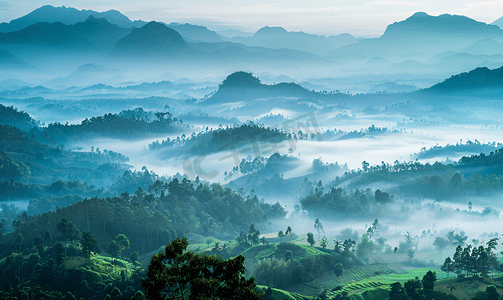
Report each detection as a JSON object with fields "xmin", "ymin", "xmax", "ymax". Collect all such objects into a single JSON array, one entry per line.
[
  {"xmin": 0, "ymin": 50, "xmax": 34, "ymax": 70},
  {"xmin": 0, "ymin": 15, "xmax": 132, "ymax": 50},
  {"xmin": 1, "ymin": 5, "xmax": 503, "ymax": 85},
  {"xmin": 326, "ymin": 12, "xmax": 503, "ymax": 60},
  {"xmin": 0, "ymin": 5, "xmax": 146, "ymax": 32}
]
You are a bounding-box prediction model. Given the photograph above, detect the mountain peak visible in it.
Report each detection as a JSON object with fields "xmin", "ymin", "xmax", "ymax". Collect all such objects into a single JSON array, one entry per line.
[
  {"xmin": 0, "ymin": 5, "xmax": 144, "ymax": 32},
  {"xmin": 113, "ymin": 21, "xmax": 189, "ymax": 56},
  {"xmin": 254, "ymin": 26, "xmax": 288, "ymax": 36},
  {"xmin": 383, "ymin": 12, "xmax": 503, "ymax": 39},
  {"xmin": 220, "ymin": 72, "xmax": 262, "ymax": 88},
  {"xmin": 409, "ymin": 12, "xmax": 429, "ymax": 18}
]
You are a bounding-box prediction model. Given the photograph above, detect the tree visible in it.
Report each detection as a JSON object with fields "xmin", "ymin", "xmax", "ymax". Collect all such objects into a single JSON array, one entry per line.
[
  {"xmin": 320, "ymin": 236, "xmax": 328, "ymax": 249},
  {"xmin": 57, "ymin": 218, "xmax": 80, "ymax": 256},
  {"xmin": 441, "ymin": 257, "xmax": 454, "ymax": 278},
  {"xmin": 15, "ymin": 233, "xmax": 24, "ymax": 253},
  {"xmin": 407, "ymin": 249, "xmax": 415, "ymax": 260},
  {"xmin": 453, "ymin": 231, "xmax": 468, "ymax": 247},
  {"xmin": 486, "ymin": 285, "xmax": 500, "ymax": 300},
  {"xmin": 252, "ymin": 229, "xmax": 261, "ymax": 246},
  {"xmin": 284, "ymin": 250, "xmax": 293, "ymax": 261},
  {"xmin": 141, "ymin": 237, "xmax": 262, "ymax": 300},
  {"xmin": 334, "ymin": 240, "xmax": 342, "ymax": 253},
  {"xmin": 80, "ymin": 231, "xmax": 100, "ymax": 267},
  {"xmin": 130, "ymin": 251, "xmax": 139, "ymax": 264},
  {"xmin": 452, "ymin": 245, "xmax": 463, "ymax": 276},
  {"xmin": 422, "ymin": 271, "xmax": 436, "ymax": 290},
  {"xmin": 307, "ymin": 233, "xmax": 315, "ymax": 246},
  {"xmin": 278, "ymin": 230, "xmax": 285, "ymax": 240},
  {"xmin": 237, "ymin": 230, "xmax": 248, "ymax": 245},
  {"xmin": 54, "ymin": 242, "xmax": 66, "ymax": 267},
  {"xmin": 314, "ymin": 219, "xmax": 323, "ymax": 241},
  {"xmin": 362, "ymin": 161, "xmax": 369, "ymax": 173},
  {"xmin": 248, "ymin": 226, "xmax": 256, "ymax": 245},
  {"xmin": 107, "ymin": 240, "xmax": 121, "ymax": 263},
  {"xmin": 114, "ymin": 234, "xmax": 130, "ymax": 258},
  {"xmin": 334, "ymin": 263, "xmax": 343, "ymax": 277},
  {"xmin": 433, "ymin": 237, "xmax": 449, "ymax": 254},
  {"xmin": 366, "ymin": 219, "xmax": 379, "ymax": 238},
  {"xmin": 389, "ymin": 282, "xmax": 409, "ymax": 300},
  {"xmin": 43, "ymin": 230, "xmax": 52, "ymax": 246},
  {"xmin": 356, "ymin": 234, "xmax": 375, "ymax": 261},
  {"xmin": 285, "ymin": 226, "xmax": 292, "ymax": 236},
  {"xmin": 403, "ymin": 278, "xmax": 423, "ymax": 300}
]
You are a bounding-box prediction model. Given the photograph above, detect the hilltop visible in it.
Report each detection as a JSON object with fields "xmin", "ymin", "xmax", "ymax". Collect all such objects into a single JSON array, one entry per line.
[
  {"xmin": 425, "ymin": 66, "xmax": 503, "ymax": 93},
  {"xmin": 111, "ymin": 21, "xmax": 190, "ymax": 59},
  {"xmin": 201, "ymin": 71, "xmax": 346, "ymax": 105}
]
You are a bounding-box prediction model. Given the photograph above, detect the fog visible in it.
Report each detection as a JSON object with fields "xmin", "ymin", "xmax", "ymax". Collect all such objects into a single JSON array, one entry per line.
[{"xmin": 3, "ymin": 7, "xmax": 503, "ymax": 298}]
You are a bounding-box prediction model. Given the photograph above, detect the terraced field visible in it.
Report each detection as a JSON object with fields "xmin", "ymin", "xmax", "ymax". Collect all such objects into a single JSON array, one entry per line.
[{"xmin": 282, "ymin": 263, "xmax": 445, "ymax": 298}]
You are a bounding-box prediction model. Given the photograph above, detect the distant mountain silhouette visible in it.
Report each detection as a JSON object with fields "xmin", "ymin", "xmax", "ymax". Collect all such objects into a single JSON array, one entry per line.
[
  {"xmin": 0, "ymin": 16, "xmax": 132, "ymax": 50},
  {"xmin": 229, "ymin": 26, "xmax": 337, "ymax": 55},
  {"xmin": 434, "ymin": 53, "xmax": 503, "ymax": 73},
  {"xmin": 365, "ymin": 57, "xmax": 391, "ymax": 66},
  {"xmin": 167, "ymin": 23, "xmax": 223, "ymax": 43},
  {"xmin": 426, "ymin": 66, "xmax": 503, "ymax": 92},
  {"xmin": 491, "ymin": 16, "xmax": 503, "ymax": 29},
  {"xmin": 0, "ymin": 78, "xmax": 32, "ymax": 90},
  {"xmin": 43, "ymin": 63, "xmax": 122, "ymax": 88},
  {"xmin": 217, "ymin": 29, "xmax": 254, "ymax": 38},
  {"xmin": 459, "ymin": 39, "xmax": 503, "ymax": 56},
  {"xmin": 0, "ymin": 5, "xmax": 146, "ymax": 32},
  {"xmin": 326, "ymin": 12, "xmax": 503, "ymax": 60},
  {"xmin": 382, "ymin": 12, "xmax": 502, "ymax": 40},
  {"xmin": 327, "ymin": 33, "xmax": 362, "ymax": 48},
  {"xmin": 112, "ymin": 22, "xmax": 190, "ymax": 59},
  {"xmin": 370, "ymin": 81, "xmax": 417, "ymax": 93},
  {"xmin": 0, "ymin": 50, "xmax": 34, "ymax": 70}
]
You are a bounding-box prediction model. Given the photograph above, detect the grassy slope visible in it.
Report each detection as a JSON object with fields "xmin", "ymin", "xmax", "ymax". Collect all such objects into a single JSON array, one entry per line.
[{"xmin": 135, "ymin": 233, "xmax": 503, "ymax": 300}]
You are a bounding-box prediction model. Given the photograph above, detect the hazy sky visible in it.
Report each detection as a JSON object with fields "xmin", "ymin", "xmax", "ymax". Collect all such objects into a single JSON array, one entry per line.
[{"xmin": 1, "ymin": 0, "xmax": 503, "ymax": 36}]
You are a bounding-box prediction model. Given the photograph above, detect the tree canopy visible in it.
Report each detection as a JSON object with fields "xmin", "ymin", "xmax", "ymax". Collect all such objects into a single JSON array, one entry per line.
[{"xmin": 141, "ymin": 237, "xmax": 263, "ymax": 300}]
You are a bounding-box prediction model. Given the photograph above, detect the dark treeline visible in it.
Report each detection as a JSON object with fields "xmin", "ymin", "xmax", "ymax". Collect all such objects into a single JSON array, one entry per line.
[
  {"xmin": 3, "ymin": 178, "xmax": 286, "ymax": 257},
  {"xmin": 148, "ymin": 122, "xmax": 292, "ymax": 155},
  {"xmin": 299, "ymin": 187, "xmax": 390, "ymax": 217},
  {"xmin": 0, "ymin": 219, "xmax": 145, "ymax": 300},
  {"xmin": 458, "ymin": 147, "xmax": 503, "ymax": 170},
  {"xmin": 331, "ymin": 149, "xmax": 503, "ymax": 199},
  {"xmin": 321, "ymin": 124, "xmax": 405, "ymax": 141},
  {"xmin": 224, "ymin": 153, "xmax": 305, "ymax": 181},
  {"xmin": 413, "ymin": 140, "xmax": 502, "ymax": 160},
  {"xmin": 0, "ymin": 103, "xmax": 40, "ymax": 131},
  {"xmin": 441, "ymin": 238, "xmax": 500, "ymax": 278},
  {"xmin": 44, "ymin": 111, "xmax": 187, "ymax": 143},
  {"xmin": 0, "ymin": 179, "xmax": 95, "ymax": 201},
  {"xmin": 0, "ymin": 124, "xmax": 130, "ymax": 187},
  {"xmin": 254, "ymin": 240, "xmax": 362, "ymax": 288}
]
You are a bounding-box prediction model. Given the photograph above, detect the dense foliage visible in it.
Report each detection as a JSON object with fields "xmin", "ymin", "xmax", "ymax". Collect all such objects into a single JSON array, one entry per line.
[
  {"xmin": 45, "ymin": 111, "xmax": 186, "ymax": 143},
  {"xmin": 148, "ymin": 123, "xmax": 292, "ymax": 156},
  {"xmin": 142, "ymin": 237, "xmax": 262, "ymax": 300},
  {"xmin": 299, "ymin": 187, "xmax": 388, "ymax": 217},
  {"xmin": 0, "ymin": 104, "xmax": 39, "ymax": 131},
  {"xmin": 6, "ymin": 178, "xmax": 286, "ymax": 256}
]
